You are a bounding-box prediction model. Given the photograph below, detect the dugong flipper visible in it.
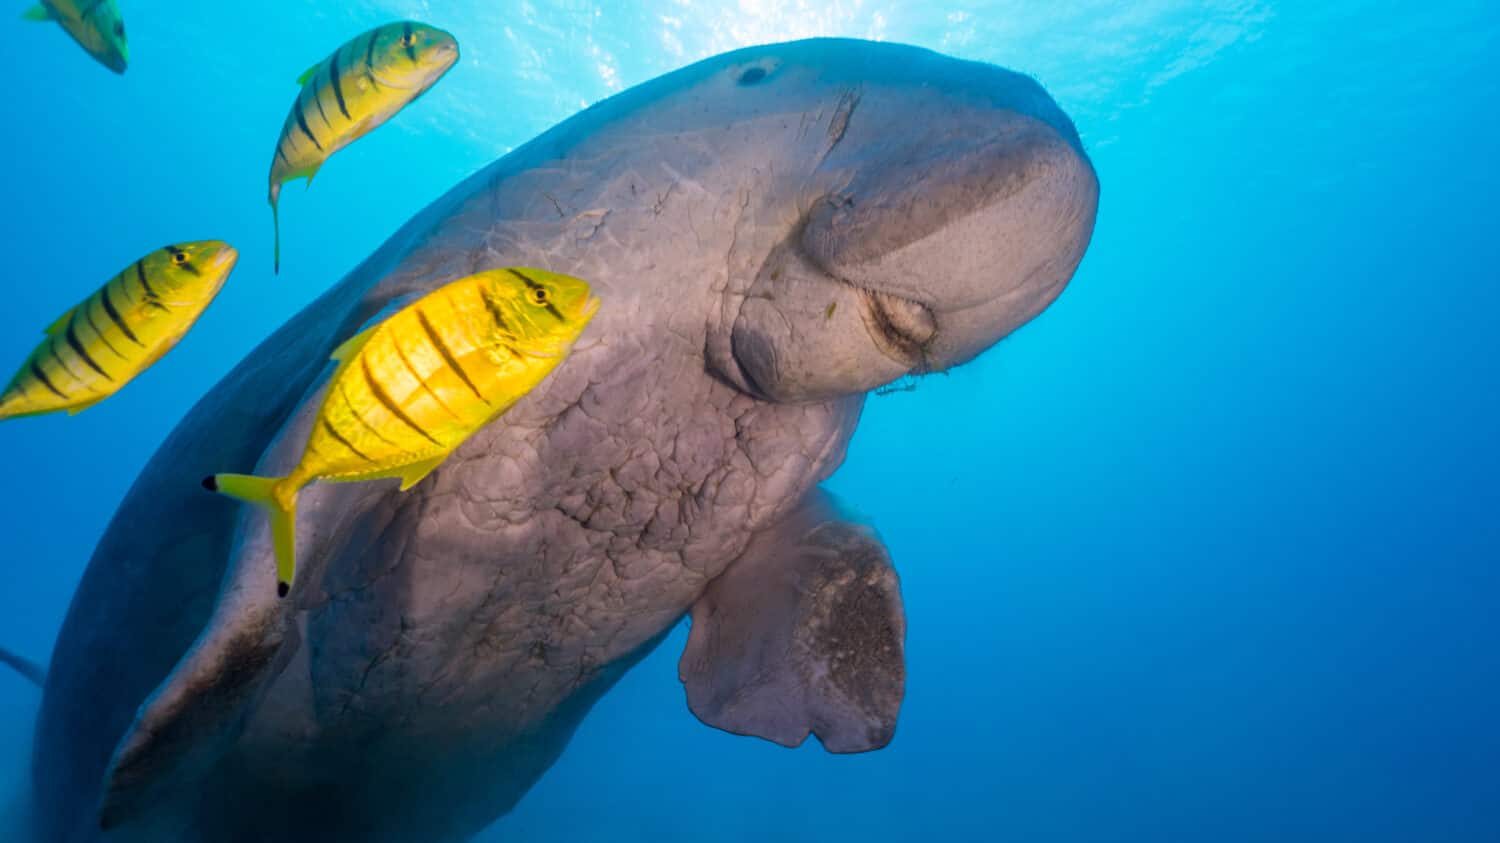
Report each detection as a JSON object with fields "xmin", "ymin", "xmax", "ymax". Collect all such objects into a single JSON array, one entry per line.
[
  {"xmin": 680, "ymin": 491, "xmax": 904, "ymax": 752},
  {"xmin": 27, "ymin": 38, "xmax": 1097, "ymax": 842}
]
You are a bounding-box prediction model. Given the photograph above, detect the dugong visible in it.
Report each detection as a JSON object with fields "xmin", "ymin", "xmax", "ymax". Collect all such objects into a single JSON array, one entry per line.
[{"xmin": 13, "ymin": 38, "xmax": 1098, "ymax": 842}]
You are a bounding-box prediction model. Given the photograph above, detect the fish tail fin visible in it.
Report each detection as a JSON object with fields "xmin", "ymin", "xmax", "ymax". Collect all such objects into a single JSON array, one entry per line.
[
  {"xmin": 203, "ymin": 473, "xmax": 298, "ymax": 597},
  {"xmin": 269, "ymin": 183, "xmax": 282, "ymax": 275}
]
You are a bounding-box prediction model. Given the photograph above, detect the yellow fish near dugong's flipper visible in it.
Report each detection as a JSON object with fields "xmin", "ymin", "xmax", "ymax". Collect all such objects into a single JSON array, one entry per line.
[
  {"xmin": 269, "ymin": 21, "xmax": 460, "ymax": 273},
  {"xmin": 23, "ymin": 0, "xmax": 129, "ymax": 74},
  {"xmin": 206, "ymin": 268, "xmax": 600, "ymax": 596},
  {"xmin": 0, "ymin": 242, "xmax": 239, "ymax": 422}
]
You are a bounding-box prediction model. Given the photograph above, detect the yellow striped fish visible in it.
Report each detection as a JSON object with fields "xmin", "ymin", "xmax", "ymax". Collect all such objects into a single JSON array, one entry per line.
[
  {"xmin": 269, "ymin": 21, "xmax": 460, "ymax": 272},
  {"xmin": 0, "ymin": 242, "xmax": 239, "ymax": 421},
  {"xmin": 22, "ymin": 0, "xmax": 128, "ymax": 74},
  {"xmin": 206, "ymin": 267, "xmax": 599, "ymax": 596}
]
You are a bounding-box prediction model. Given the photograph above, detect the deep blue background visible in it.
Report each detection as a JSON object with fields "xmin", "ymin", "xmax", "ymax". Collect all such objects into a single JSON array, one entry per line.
[{"xmin": 1, "ymin": 2, "xmax": 1496, "ymax": 840}]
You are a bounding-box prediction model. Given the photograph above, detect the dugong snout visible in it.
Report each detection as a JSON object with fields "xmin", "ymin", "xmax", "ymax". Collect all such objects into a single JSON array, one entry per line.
[{"xmin": 730, "ymin": 73, "xmax": 1099, "ymax": 402}]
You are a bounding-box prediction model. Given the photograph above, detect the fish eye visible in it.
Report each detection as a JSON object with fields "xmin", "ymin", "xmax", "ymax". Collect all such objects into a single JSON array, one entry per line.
[
  {"xmin": 529, "ymin": 288, "xmax": 550, "ymax": 306},
  {"xmin": 114, "ymin": 22, "xmax": 124, "ymax": 37},
  {"xmin": 171, "ymin": 252, "xmax": 189, "ymax": 266},
  {"xmin": 401, "ymin": 33, "xmax": 417, "ymax": 48}
]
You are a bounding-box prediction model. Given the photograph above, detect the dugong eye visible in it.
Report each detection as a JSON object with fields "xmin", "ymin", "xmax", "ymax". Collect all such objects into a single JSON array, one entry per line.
[{"xmin": 737, "ymin": 67, "xmax": 768, "ymax": 86}]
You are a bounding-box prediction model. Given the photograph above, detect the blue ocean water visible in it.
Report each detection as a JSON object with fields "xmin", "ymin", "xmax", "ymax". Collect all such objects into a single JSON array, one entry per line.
[{"xmin": 1, "ymin": 1, "xmax": 1496, "ymax": 840}]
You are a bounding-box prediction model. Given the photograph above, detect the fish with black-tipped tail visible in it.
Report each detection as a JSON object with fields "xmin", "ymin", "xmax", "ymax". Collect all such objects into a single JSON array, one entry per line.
[
  {"xmin": 269, "ymin": 21, "xmax": 460, "ymax": 273},
  {"xmin": 0, "ymin": 242, "xmax": 239, "ymax": 421},
  {"xmin": 22, "ymin": 0, "xmax": 128, "ymax": 74},
  {"xmin": 205, "ymin": 268, "xmax": 599, "ymax": 596}
]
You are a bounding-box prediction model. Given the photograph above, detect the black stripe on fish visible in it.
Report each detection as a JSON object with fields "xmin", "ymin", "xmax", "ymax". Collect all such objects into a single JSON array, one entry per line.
[
  {"xmin": 330, "ymin": 46, "xmax": 352, "ymax": 119},
  {"xmin": 504, "ymin": 269, "xmax": 565, "ymax": 320},
  {"xmin": 275, "ymin": 144, "xmax": 291, "ymax": 166},
  {"xmin": 362, "ymin": 355, "xmax": 442, "ymax": 446},
  {"xmin": 416, "ymin": 308, "xmax": 489, "ymax": 405},
  {"xmin": 47, "ymin": 335, "xmax": 84, "ymax": 383},
  {"xmin": 64, "ymin": 317, "xmax": 112, "ymax": 381},
  {"xmin": 113, "ymin": 271, "xmax": 137, "ymax": 305},
  {"xmin": 136, "ymin": 259, "xmax": 157, "ymax": 298},
  {"xmin": 293, "ymin": 94, "xmax": 323, "ymax": 152},
  {"xmin": 362, "ymin": 31, "xmax": 381, "ymax": 88},
  {"xmin": 403, "ymin": 22, "xmax": 417, "ymax": 63},
  {"xmin": 322, "ymin": 417, "xmax": 372, "ymax": 462},
  {"xmin": 28, "ymin": 359, "xmax": 66, "ymax": 399},
  {"xmin": 84, "ymin": 300, "xmax": 127, "ymax": 360},
  {"xmin": 337, "ymin": 381, "xmax": 402, "ymax": 449},
  {"xmin": 309, "ymin": 68, "xmax": 334, "ymax": 131},
  {"xmin": 161, "ymin": 246, "xmax": 200, "ymax": 278},
  {"xmin": 392, "ymin": 337, "xmax": 461, "ymax": 420},
  {"xmin": 479, "ymin": 288, "xmax": 512, "ymax": 334},
  {"xmin": 100, "ymin": 284, "xmax": 144, "ymax": 347},
  {"xmin": 507, "ymin": 268, "xmax": 540, "ymax": 289}
]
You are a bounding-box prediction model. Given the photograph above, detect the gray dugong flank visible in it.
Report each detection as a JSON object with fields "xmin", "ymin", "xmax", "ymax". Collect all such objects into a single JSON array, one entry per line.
[{"xmin": 31, "ymin": 38, "xmax": 1098, "ymax": 842}]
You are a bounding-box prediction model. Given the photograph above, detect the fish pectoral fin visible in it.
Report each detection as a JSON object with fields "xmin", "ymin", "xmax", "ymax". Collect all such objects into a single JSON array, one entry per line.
[
  {"xmin": 66, "ymin": 396, "xmax": 106, "ymax": 416},
  {"xmin": 42, "ymin": 306, "xmax": 77, "ymax": 336},
  {"xmin": 21, "ymin": 5, "xmax": 50, "ymax": 22},
  {"xmin": 396, "ymin": 454, "xmax": 449, "ymax": 492}
]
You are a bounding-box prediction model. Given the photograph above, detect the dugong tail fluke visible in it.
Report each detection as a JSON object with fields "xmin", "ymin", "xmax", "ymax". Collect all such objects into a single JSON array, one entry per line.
[{"xmin": 0, "ymin": 646, "xmax": 44, "ymax": 687}]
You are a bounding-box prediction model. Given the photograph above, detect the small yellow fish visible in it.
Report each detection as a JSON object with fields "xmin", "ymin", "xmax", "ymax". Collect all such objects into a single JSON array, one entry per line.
[
  {"xmin": 270, "ymin": 21, "xmax": 460, "ymax": 272},
  {"xmin": 23, "ymin": 0, "xmax": 128, "ymax": 74},
  {"xmin": 206, "ymin": 268, "xmax": 599, "ymax": 596},
  {"xmin": 0, "ymin": 242, "xmax": 239, "ymax": 421}
]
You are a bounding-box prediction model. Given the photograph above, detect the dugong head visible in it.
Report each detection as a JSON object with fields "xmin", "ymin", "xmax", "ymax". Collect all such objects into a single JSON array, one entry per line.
[{"xmin": 705, "ymin": 41, "xmax": 1099, "ymax": 401}]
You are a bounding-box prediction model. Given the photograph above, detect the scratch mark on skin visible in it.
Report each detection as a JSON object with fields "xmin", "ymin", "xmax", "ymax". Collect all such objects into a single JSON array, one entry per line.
[
  {"xmin": 828, "ymin": 89, "xmax": 861, "ymax": 147},
  {"xmin": 541, "ymin": 192, "xmax": 566, "ymax": 218},
  {"xmin": 652, "ymin": 183, "xmax": 677, "ymax": 216},
  {"xmin": 658, "ymin": 163, "xmax": 707, "ymax": 198},
  {"xmin": 570, "ymin": 209, "xmax": 612, "ymax": 249}
]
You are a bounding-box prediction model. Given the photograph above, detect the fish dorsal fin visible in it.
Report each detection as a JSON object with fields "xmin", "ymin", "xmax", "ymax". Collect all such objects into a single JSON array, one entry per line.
[
  {"xmin": 21, "ymin": 5, "xmax": 51, "ymax": 22},
  {"xmin": 296, "ymin": 60, "xmax": 322, "ymax": 86},
  {"xmin": 397, "ymin": 454, "xmax": 448, "ymax": 491},
  {"xmin": 329, "ymin": 292, "xmax": 422, "ymax": 371},
  {"xmin": 329, "ymin": 323, "xmax": 377, "ymax": 367},
  {"xmin": 43, "ymin": 307, "xmax": 77, "ymax": 336}
]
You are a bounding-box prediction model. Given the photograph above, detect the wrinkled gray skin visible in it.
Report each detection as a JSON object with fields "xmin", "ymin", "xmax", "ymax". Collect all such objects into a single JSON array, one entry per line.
[{"xmin": 28, "ymin": 38, "xmax": 1096, "ymax": 842}]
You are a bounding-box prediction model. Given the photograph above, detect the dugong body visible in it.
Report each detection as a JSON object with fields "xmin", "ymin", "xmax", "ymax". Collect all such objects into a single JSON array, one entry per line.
[{"xmin": 26, "ymin": 38, "xmax": 1097, "ymax": 842}]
